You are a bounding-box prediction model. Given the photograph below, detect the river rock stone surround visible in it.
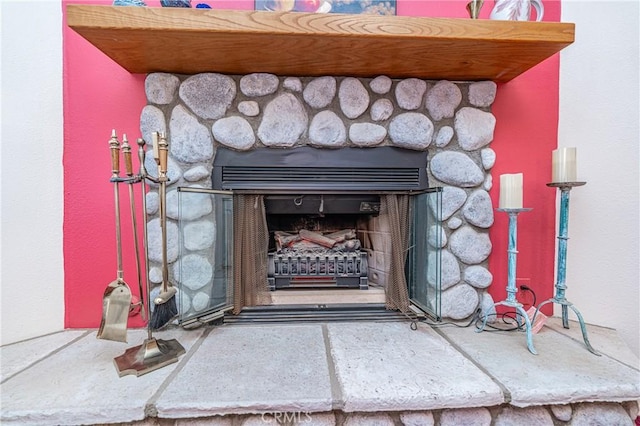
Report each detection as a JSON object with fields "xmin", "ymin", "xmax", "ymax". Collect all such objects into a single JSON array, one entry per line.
[{"xmin": 141, "ymin": 72, "xmax": 499, "ymax": 320}]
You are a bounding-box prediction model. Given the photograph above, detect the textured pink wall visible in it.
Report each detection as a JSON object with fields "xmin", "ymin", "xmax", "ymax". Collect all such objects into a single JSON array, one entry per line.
[{"xmin": 63, "ymin": 0, "xmax": 560, "ymax": 327}]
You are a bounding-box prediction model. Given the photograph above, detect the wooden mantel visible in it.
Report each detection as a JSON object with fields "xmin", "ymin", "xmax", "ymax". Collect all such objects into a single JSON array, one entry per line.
[{"xmin": 66, "ymin": 5, "xmax": 574, "ymax": 82}]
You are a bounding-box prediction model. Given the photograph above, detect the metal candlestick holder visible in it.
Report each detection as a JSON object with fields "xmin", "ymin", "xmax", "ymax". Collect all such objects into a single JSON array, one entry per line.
[
  {"xmin": 477, "ymin": 208, "xmax": 537, "ymax": 354},
  {"xmin": 535, "ymin": 182, "xmax": 600, "ymax": 355}
]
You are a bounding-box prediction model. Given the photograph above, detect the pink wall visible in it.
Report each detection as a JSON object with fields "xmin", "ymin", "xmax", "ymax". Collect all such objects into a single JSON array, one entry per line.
[{"xmin": 63, "ymin": 0, "xmax": 559, "ymax": 327}]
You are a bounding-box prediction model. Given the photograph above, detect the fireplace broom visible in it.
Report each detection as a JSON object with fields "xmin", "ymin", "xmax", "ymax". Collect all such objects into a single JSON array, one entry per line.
[{"xmin": 149, "ymin": 132, "xmax": 178, "ymax": 330}]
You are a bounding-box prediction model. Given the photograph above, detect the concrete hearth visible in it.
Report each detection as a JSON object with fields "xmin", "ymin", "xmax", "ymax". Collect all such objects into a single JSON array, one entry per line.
[{"xmin": 1, "ymin": 318, "xmax": 638, "ymax": 425}]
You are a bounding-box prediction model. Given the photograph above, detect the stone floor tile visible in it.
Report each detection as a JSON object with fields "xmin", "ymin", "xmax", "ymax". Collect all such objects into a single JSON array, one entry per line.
[
  {"xmin": 438, "ymin": 324, "xmax": 640, "ymax": 407},
  {"xmin": 155, "ymin": 324, "xmax": 333, "ymax": 418},
  {"xmin": 544, "ymin": 317, "xmax": 640, "ymax": 369},
  {"xmin": 1, "ymin": 330, "xmax": 88, "ymax": 382},
  {"xmin": 0, "ymin": 327, "xmax": 204, "ymax": 426},
  {"xmin": 326, "ymin": 322, "xmax": 504, "ymax": 412}
]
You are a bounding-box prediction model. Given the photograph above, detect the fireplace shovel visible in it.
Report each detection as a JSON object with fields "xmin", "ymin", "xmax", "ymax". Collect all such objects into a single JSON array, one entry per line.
[{"xmin": 97, "ymin": 130, "xmax": 132, "ymax": 343}]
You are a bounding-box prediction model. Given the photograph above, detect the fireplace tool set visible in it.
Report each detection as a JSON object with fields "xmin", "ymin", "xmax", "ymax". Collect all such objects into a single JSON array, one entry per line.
[{"xmin": 97, "ymin": 129, "xmax": 185, "ymax": 377}]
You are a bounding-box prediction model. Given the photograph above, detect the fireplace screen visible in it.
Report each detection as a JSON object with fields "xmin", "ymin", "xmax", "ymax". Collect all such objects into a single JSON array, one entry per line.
[{"xmin": 175, "ymin": 186, "xmax": 442, "ymax": 325}]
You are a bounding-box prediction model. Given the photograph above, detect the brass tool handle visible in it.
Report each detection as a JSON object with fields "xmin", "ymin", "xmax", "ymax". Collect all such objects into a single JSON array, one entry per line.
[
  {"xmin": 109, "ymin": 129, "xmax": 120, "ymax": 177},
  {"xmin": 122, "ymin": 134, "xmax": 133, "ymax": 177},
  {"xmin": 152, "ymin": 131, "xmax": 160, "ymax": 165},
  {"xmin": 158, "ymin": 132, "xmax": 168, "ymax": 179}
]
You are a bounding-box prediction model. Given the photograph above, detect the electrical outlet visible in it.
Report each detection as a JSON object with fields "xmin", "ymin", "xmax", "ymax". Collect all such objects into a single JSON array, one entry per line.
[{"xmin": 516, "ymin": 277, "xmax": 531, "ymax": 290}]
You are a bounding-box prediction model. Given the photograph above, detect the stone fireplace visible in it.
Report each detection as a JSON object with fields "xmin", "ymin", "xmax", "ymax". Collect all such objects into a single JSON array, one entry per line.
[{"xmin": 140, "ymin": 72, "xmax": 498, "ymax": 324}]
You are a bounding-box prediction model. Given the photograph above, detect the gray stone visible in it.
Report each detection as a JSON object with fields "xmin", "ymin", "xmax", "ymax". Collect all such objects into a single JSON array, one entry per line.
[
  {"xmin": 370, "ymin": 75, "xmax": 392, "ymax": 94},
  {"xmin": 481, "ymin": 148, "xmax": 496, "ymax": 170},
  {"xmin": 173, "ymin": 254, "xmax": 212, "ymax": 291},
  {"xmin": 283, "ymin": 76, "xmax": 302, "ymax": 92},
  {"xmin": 441, "ymin": 283, "xmax": 479, "ymax": 319},
  {"xmin": 469, "ymin": 81, "xmax": 497, "ymax": 107},
  {"xmin": 389, "ymin": 112, "xmax": 433, "ymax": 150},
  {"xmin": 309, "ymin": 110, "xmax": 347, "ymax": 147},
  {"xmin": 496, "ymin": 407, "xmax": 554, "ymax": 426},
  {"xmin": 479, "ymin": 292, "xmax": 497, "ymax": 323},
  {"xmin": 569, "ymin": 403, "xmax": 633, "ymax": 426},
  {"xmin": 183, "ymin": 165, "xmax": 210, "ymax": 182},
  {"xmin": 326, "ymin": 322, "xmax": 503, "ymax": 412},
  {"xmin": 395, "ymin": 78, "xmax": 427, "ymax": 110},
  {"xmin": 155, "ymin": 325, "xmax": 332, "ymax": 416},
  {"xmin": 426, "ymin": 81, "xmax": 462, "ymax": 120},
  {"xmin": 145, "ymin": 72, "xmax": 180, "ymax": 105},
  {"xmin": 258, "ymin": 93, "xmax": 308, "ymax": 147},
  {"xmin": 0, "ymin": 328, "xmax": 203, "ymax": 426},
  {"xmin": 449, "ymin": 226, "xmax": 492, "ymax": 264},
  {"xmin": 0, "ymin": 330, "xmax": 88, "ymax": 383},
  {"xmin": 166, "ymin": 186, "xmax": 213, "ymax": 221},
  {"xmin": 436, "ymin": 186, "xmax": 468, "ymax": 221},
  {"xmin": 454, "ymin": 107, "xmax": 496, "ymax": 151},
  {"xmin": 435, "ymin": 126, "xmax": 454, "ymax": 148},
  {"xmin": 430, "ymin": 151, "xmax": 485, "ymax": 188},
  {"xmin": 147, "ymin": 217, "xmax": 179, "ymax": 264},
  {"xmin": 339, "ymin": 77, "xmax": 370, "ymax": 119},
  {"xmin": 303, "ymin": 76, "xmax": 336, "ymax": 108},
  {"xmin": 427, "ymin": 224, "xmax": 447, "ymax": 248},
  {"xmin": 149, "ymin": 266, "xmax": 162, "ymax": 284},
  {"xmin": 343, "ymin": 413, "xmax": 394, "ymax": 426},
  {"xmin": 146, "ymin": 190, "xmax": 159, "ymax": 215},
  {"xmin": 212, "ymin": 116, "xmax": 256, "ymax": 151},
  {"xmin": 464, "ymin": 265, "xmax": 493, "ymax": 289},
  {"xmin": 191, "ymin": 291, "xmax": 211, "ymax": 311},
  {"xmin": 140, "ymin": 105, "xmax": 166, "ymax": 147},
  {"xmin": 437, "ymin": 250, "xmax": 461, "ymax": 291},
  {"xmin": 400, "ymin": 411, "xmax": 434, "ymax": 426},
  {"xmin": 462, "ymin": 189, "xmax": 494, "ymax": 228},
  {"xmin": 143, "ymin": 146, "xmax": 182, "ymax": 184},
  {"xmin": 370, "ymin": 98, "xmax": 394, "ymax": 121},
  {"xmin": 183, "ymin": 220, "xmax": 215, "ymax": 251},
  {"xmin": 178, "ymin": 290, "xmax": 191, "ymax": 314},
  {"xmin": 440, "ymin": 407, "xmax": 492, "ymax": 426},
  {"xmin": 169, "ymin": 105, "xmax": 214, "ymax": 163},
  {"xmin": 177, "ymin": 416, "xmax": 232, "ymax": 425},
  {"xmin": 349, "ymin": 123, "xmax": 387, "ymax": 146},
  {"xmin": 237, "ymin": 100, "xmax": 259, "ymax": 117},
  {"xmin": 550, "ymin": 404, "xmax": 572, "ymax": 422},
  {"xmin": 179, "ymin": 73, "xmax": 236, "ymax": 120},
  {"xmin": 447, "ymin": 216, "xmax": 463, "ymax": 230},
  {"xmin": 483, "ymin": 174, "xmax": 493, "ymax": 191},
  {"xmin": 624, "ymin": 401, "xmax": 639, "ymax": 420},
  {"xmin": 239, "ymin": 73, "xmax": 279, "ymax": 97}
]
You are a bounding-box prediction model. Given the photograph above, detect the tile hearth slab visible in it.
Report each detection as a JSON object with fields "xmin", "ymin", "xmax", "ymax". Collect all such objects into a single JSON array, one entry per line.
[
  {"xmin": 326, "ymin": 322, "xmax": 505, "ymax": 412},
  {"xmin": 438, "ymin": 323, "xmax": 640, "ymax": 408},
  {"xmin": 1, "ymin": 329, "xmax": 88, "ymax": 382},
  {"xmin": 154, "ymin": 324, "xmax": 333, "ymax": 418},
  {"xmin": 0, "ymin": 328, "xmax": 204, "ymax": 426}
]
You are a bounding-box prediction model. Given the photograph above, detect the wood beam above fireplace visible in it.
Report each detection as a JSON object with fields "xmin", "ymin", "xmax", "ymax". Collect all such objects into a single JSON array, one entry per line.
[{"xmin": 66, "ymin": 5, "xmax": 574, "ymax": 83}]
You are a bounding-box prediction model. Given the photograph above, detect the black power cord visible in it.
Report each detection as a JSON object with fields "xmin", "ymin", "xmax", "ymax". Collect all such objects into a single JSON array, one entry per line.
[{"xmin": 417, "ymin": 285, "xmax": 539, "ymax": 332}]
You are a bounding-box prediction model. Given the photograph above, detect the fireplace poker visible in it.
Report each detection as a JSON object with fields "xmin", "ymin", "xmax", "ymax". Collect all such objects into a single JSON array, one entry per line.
[
  {"xmin": 121, "ymin": 135, "xmax": 146, "ymax": 321},
  {"xmin": 149, "ymin": 132, "xmax": 178, "ymax": 330},
  {"xmin": 97, "ymin": 130, "xmax": 132, "ymax": 343},
  {"xmin": 113, "ymin": 137, "xmax": 185, "ymax": 377}
]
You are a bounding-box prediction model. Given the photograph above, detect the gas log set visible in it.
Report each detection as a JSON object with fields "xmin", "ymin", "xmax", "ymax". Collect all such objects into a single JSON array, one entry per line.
[{"xmin": 269, "ymin": 228, "xmax": 368, "ymax": 290}]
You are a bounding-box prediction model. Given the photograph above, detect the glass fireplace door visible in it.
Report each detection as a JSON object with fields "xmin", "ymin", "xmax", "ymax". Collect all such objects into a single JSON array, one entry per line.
[
  {"xmin": 407, "ymin": 188, "xmax": 442, "ymax": 320},
  {"xmin": 176, "ymin": 187, "xmax": 234, "ymax": 328}
]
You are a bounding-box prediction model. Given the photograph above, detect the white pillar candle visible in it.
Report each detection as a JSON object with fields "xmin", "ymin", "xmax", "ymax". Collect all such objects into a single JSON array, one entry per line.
[
  {"xmin": 499, "ymin": 173, "xmax": 523, "ymax": 209},
  {"xmin": 552, "ymin": 147, "xmax": 577, "ymax": 183}
]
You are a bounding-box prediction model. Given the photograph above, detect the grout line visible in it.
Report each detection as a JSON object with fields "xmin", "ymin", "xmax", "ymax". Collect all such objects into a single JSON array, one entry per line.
[
  {"xmin": 144, "ymin": 325, "xmax": 214, "ymax": 417},
  {"xmin": 1, "ymin": 330, "xmax": 94, "ymax": 385},
  {"xmin": 321, "ymin": 324, "xmax": 345, "ymax": 411},
  {"xmin": 429, "ymin": 325, "xmax": 512, "ymax": 404}
]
